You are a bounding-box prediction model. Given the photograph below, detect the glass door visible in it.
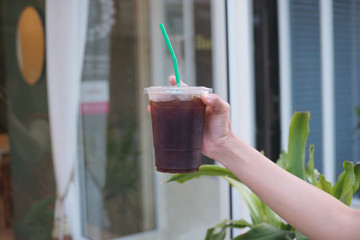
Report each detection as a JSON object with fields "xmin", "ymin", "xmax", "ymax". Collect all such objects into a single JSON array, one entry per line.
[{"xmin": 79, "ymin": 0, "xmax": 229, "ymax": 239}]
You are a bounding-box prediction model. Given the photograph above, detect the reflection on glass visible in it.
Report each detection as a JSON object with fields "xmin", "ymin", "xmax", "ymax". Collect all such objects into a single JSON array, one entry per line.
[
  {"xmin": 80, "ymin": 1, "xmax": 155, "ymax": 239},
  {"xmin": 2, "ymin": 2, "xmax": 54, "ymax": 240},
  {"xmin": 16, "ymin": 6, "xmax": 45, "ymax": 85},
  {"xmin": 164, "ymin": 0, "xmax": 214, "ymax": 164}
]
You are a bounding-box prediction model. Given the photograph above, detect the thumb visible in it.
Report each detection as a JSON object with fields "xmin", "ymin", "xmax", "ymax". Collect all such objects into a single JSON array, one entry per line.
[{"xmin": 201, "ymin": 93, "xmax": 230, "ymax": 114}]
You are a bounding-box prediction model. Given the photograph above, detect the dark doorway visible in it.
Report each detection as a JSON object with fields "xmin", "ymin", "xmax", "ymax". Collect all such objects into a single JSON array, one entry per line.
[{"xmin": 253, "ymin": 0, "xmax": 281, "ymax": 162}]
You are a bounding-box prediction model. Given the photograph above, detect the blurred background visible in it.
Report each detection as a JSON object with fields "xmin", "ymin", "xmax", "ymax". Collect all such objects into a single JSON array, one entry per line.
[{"xmin": 0, "ymin": 0, "xmax": 359, "ymax": 239}]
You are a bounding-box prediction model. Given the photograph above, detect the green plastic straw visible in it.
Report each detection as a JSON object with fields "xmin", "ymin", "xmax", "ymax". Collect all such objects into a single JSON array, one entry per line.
[{"xmin": 159, "ymin": 23, "xmax": 180, "ymax": 86}]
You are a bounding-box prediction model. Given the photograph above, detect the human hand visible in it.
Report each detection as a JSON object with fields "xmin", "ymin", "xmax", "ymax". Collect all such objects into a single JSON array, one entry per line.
[{"xmin": 167, "ymin": 76, "xmax": 233, "ymax": 161}]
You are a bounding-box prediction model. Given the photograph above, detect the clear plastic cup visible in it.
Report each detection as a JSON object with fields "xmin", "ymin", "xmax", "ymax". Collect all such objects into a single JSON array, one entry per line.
[{"xmin": 144, "ymin": 86, "xmax": 213, "ymax": 173}]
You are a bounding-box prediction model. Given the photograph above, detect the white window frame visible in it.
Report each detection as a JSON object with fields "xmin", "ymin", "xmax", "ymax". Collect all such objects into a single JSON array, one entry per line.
[
  {"xmin": 227, "ymin": 0, "xmax": 255, "ymax": 236},
  {"xmin": 320, "ymin": 0, "xmax": 336, "ymax": 184},
  {"xmin": 211, "ymin": 0, "xmax": 231, "ymax": 229},
  {"xmin": 278, "ymin": 0, "xmax": 292, "ymax": 152}
]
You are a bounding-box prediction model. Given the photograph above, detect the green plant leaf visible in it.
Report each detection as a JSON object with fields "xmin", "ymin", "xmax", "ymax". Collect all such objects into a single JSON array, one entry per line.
[
  {"xmin": 233, "ymin": 223, "xmax": 295, "ymax": 240},
  {"xmin": 295, "ymin": 230, "xmax": 309, "ymax": 240},
  {"xmin": 305, "ymin": 144, "xmax": 318, "ymax": 185},
  {"xmin": 340, "ymin": 191, "xmax": 353, "ymax": 206},
  {"xmin": 332, "ymin": 161, "xmax": 355, "ymax": 205},
  {"xmin": 355, "ymin": 106, "xmax": 360, "ymax": 117},
  {"xmin": 225, "ymin": 177, "xmax": 264, "ymax": 225},
  {"xmin": 22, "ymin": 198, "xmax": 53, "ymax": 224},
  {"xmin": 251, "ymin": 193, "xmax": 266, "ymax": 218},
  {"xmin": 222, "ymin": 219, "xmax": 252, "ymax": 229},
  {"xmin": 276, "ymin": 151, "xmax": 287, "ymax": 169},
  {"xmin": 14, "ymin": 197, "xmax": 54, "ymax": 240},
  {"xmin": 224, "ymin": 177, "xmax": 284, "ymax": 229},
  {"xmin": 166, "ymin": 165, "xmax": 237, "ymax": 184},
  {"xmin": 263, "ymin": 204, "xmax": 283, "ymax": 229},
  {"xmin": 316, "ymin": 174, "xmax": 333, "ymax": 195},
  {"xmin": 215, "ymin": 218, "xmax": 252, "ymax": 229},
  {"xmin": 353, "ymin": 106, "xmax": 360, "ymax": 133},
  {"xmin": 352, "ymin": 162, "xmax": 360, "ymax": 193},
  {"xmin": 205, "ymin": 226, "xmax": 227, "ymax": 240},
  {"xmin": 205, "ymin": 219, "xmax": 252, "ymax": 240},
  {"xmin": 250, "ymin": 193, "xmax": 283, "ymax": 228},
  {"xmin": 286, "ymin": 112, "xmax": 310, "ymax": 180}
]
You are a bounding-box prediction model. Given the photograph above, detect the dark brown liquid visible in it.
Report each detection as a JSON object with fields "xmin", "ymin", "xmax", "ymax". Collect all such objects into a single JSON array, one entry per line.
[{"xmin": 150, "ymin": 97, "xmax": 206, "ymax": 173}]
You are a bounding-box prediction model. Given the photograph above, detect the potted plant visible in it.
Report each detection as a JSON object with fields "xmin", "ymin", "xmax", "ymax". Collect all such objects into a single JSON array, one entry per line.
[{"xmin": 166, "ymin": 112, "xmax": 360, "ymax": 240}]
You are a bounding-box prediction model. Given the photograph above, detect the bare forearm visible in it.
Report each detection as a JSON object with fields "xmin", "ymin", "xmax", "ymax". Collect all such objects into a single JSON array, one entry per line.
[{"xmin": 216, "ymin": 133, "xmax": 360, "ymax": 240}]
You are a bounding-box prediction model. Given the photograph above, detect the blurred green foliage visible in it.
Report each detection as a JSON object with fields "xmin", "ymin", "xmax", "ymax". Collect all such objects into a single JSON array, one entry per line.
[{"xmin": 167, "ymin": 112, "xmax": 360, "ymax": 240}]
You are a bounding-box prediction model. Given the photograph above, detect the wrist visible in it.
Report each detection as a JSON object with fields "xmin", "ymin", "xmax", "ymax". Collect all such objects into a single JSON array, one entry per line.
[{"xmin": 213, "ymin": 132, "xmax": 239, "ymax": 165}]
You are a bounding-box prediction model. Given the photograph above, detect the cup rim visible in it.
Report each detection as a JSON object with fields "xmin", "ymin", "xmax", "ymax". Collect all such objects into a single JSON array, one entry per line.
[{"xmin": 144, "ymin": 86, "xmax": 213, "ymax": 95}]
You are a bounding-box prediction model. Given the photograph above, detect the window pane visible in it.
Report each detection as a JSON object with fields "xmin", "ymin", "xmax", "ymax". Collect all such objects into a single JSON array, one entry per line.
[
  {"xmin": 80, "ymin": 1, "xmax": 155, "ymax": 239},
  {"xmin": 164, "ymin": 0, "xmax": 214, "ymax": 165},
  {"xmin": 333, "ymin": 0, "xmax": 360, "ymax": 177},
  {"xmin": 153, "ymin": 0, "xmax": 223, "ymax": 239},
  {"xmin": 290, "ymin": 0, "xmax": 323, "ymax": 172},
  {"xmin": 80, "ymin": 0, "xmax": 223, "ymax": 239}
]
